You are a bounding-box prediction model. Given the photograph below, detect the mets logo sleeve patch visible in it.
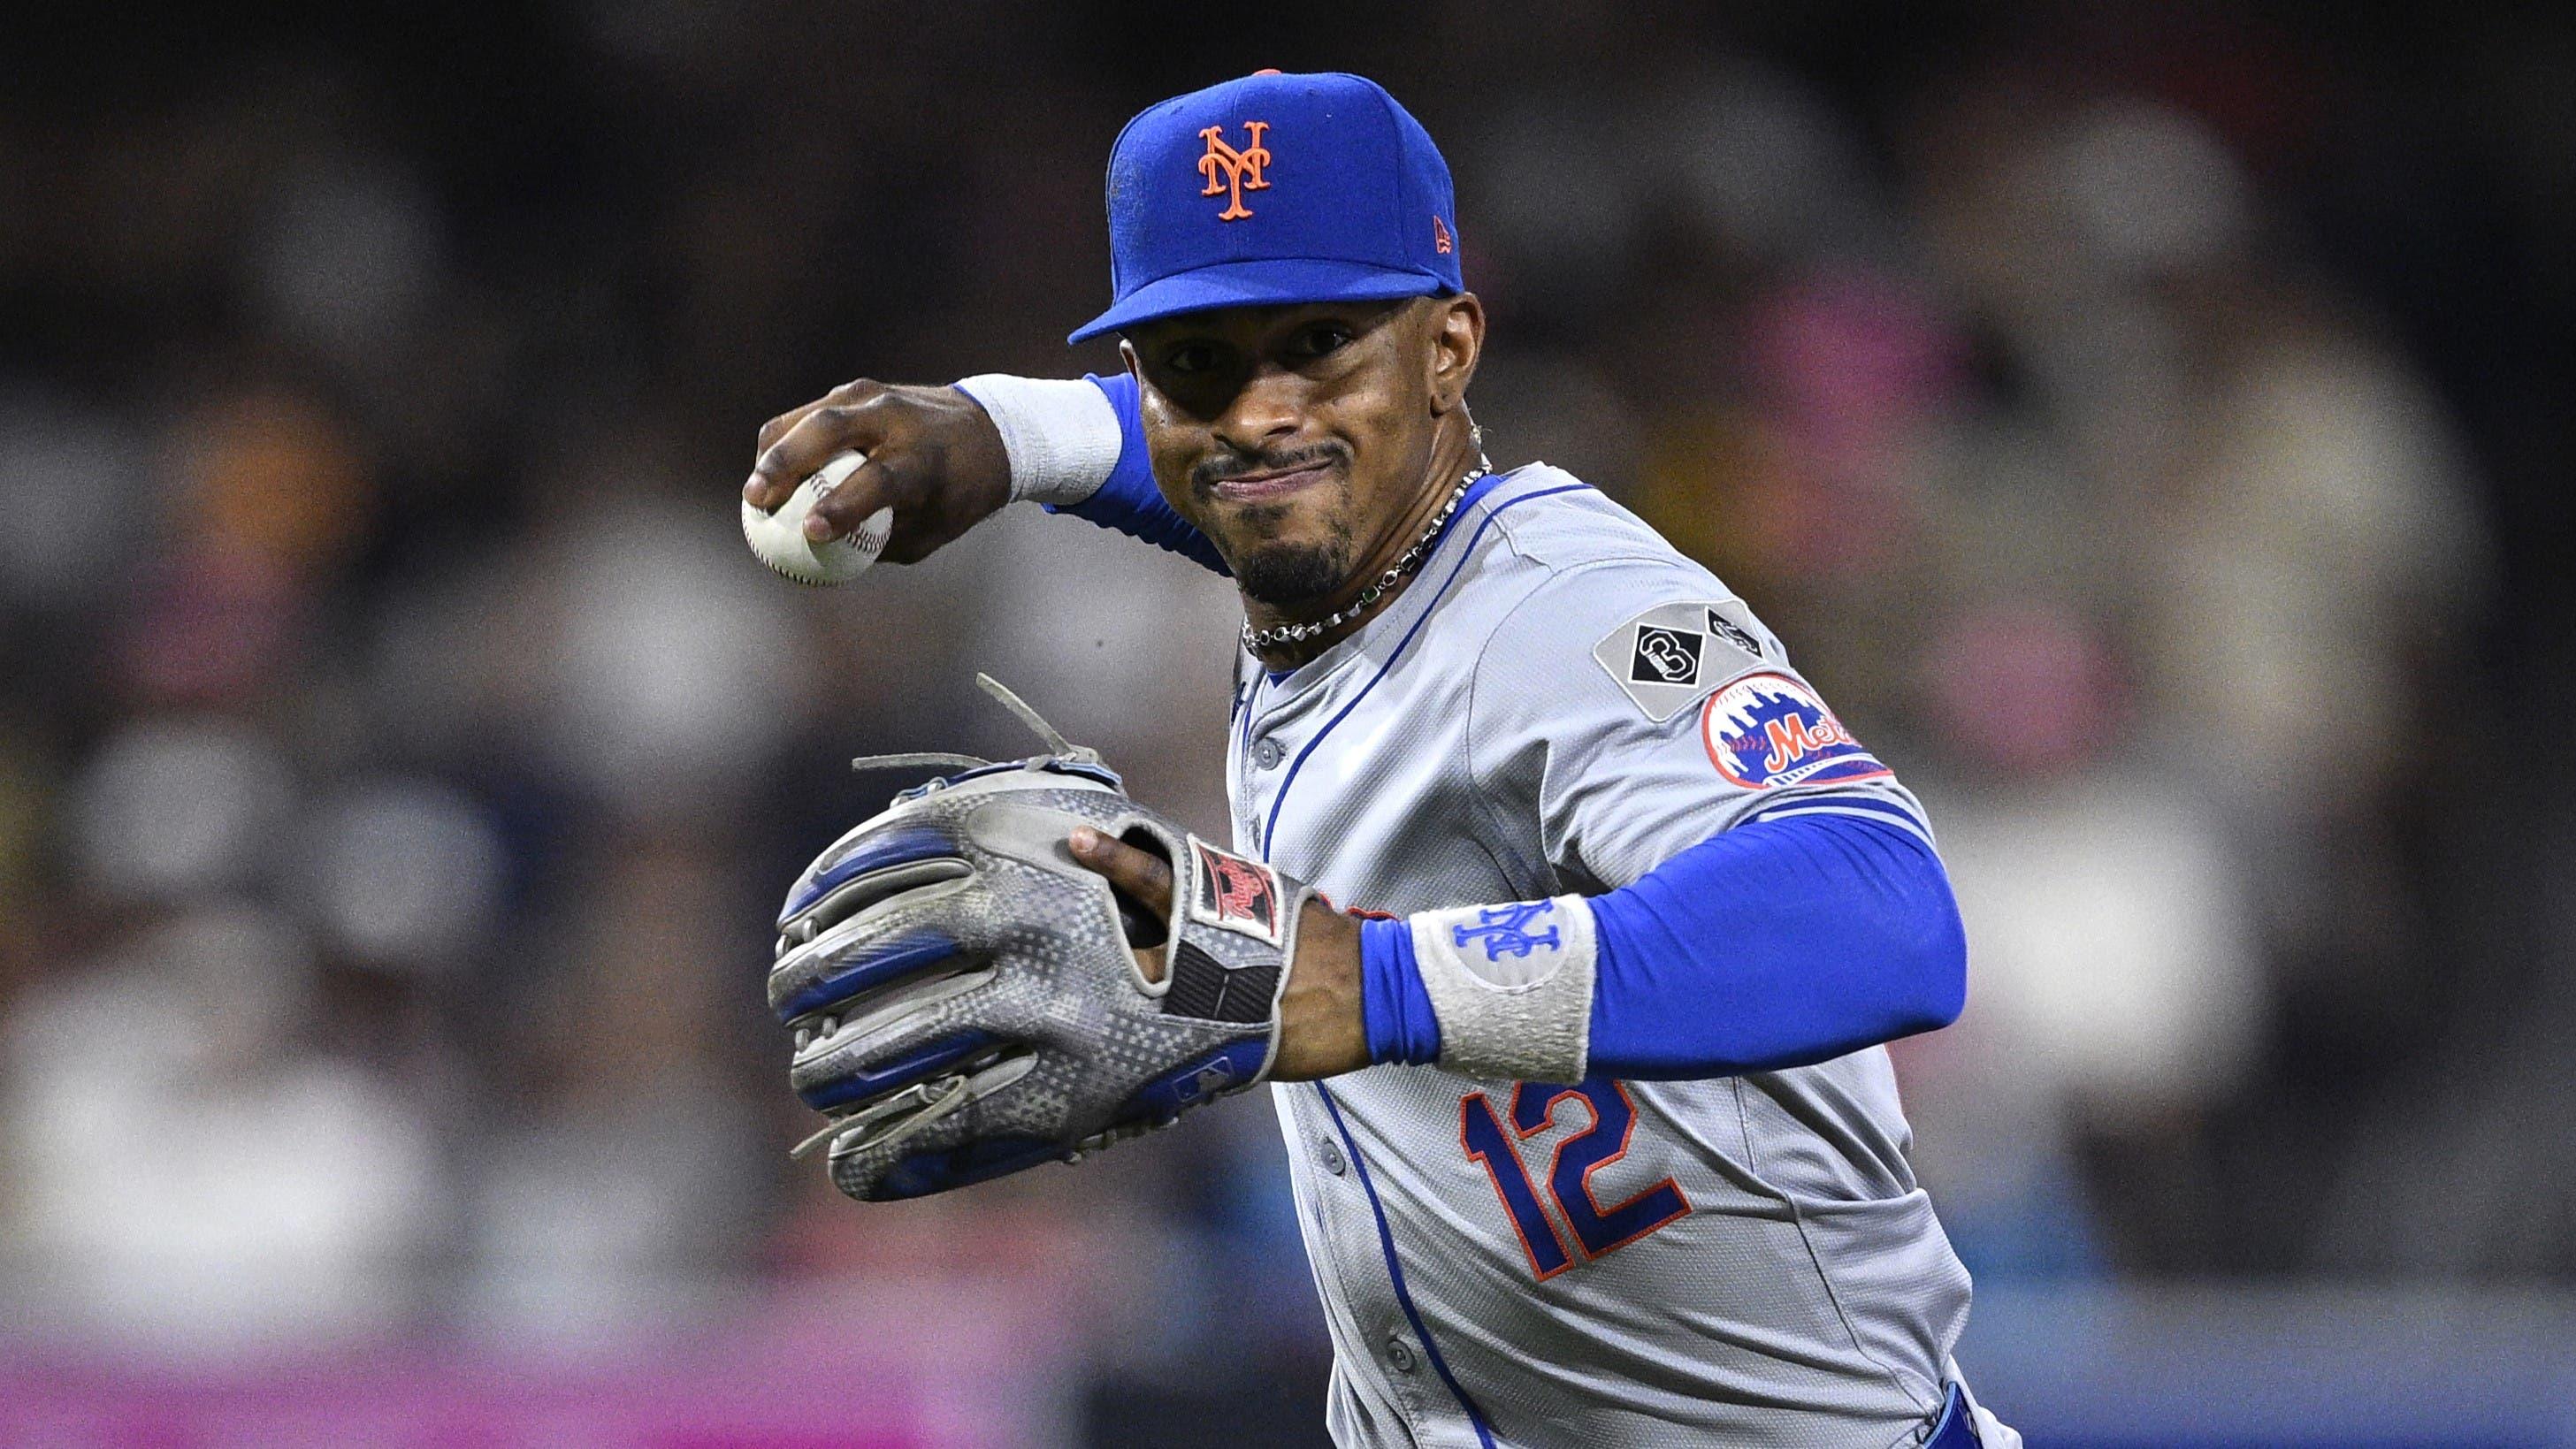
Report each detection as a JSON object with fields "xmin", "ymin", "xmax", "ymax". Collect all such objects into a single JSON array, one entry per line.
[
  {"xmin": 1699, "ymin": 670, "xmax": 1891, "ymax": 790},
  {"xmin": 1589, "ymin": 599, "xmax": 1770, "ymax": 722}
]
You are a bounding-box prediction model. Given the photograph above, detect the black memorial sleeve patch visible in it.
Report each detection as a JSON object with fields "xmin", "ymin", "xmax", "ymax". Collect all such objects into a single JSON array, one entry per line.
[
  {"xmin": 1629, "ymin": 626, "xmax": 1705, "ymax": 687},
  {"xmin": 1592, "ymin": 599, "xmax": 1768, "ymax": 722}
]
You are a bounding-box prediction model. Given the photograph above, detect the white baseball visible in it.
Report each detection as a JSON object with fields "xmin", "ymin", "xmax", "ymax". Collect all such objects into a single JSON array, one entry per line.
[{"xmin": 741, "ymin": 451, "xmax": 894, "ymax": 586}]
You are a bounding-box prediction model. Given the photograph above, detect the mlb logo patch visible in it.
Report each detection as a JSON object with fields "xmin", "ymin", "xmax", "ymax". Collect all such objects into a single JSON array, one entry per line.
[
  {"xmin": 1699, "ymin": 671, "xmax": 1890, "ymax": 790},
  {"xmin": 1189, "ymin": 839, "xmax": 1284, "ymax": 945}
]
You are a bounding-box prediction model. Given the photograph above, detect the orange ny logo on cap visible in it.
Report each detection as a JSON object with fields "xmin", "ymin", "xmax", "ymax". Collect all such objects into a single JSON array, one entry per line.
[{"xmin": 1197, "ymin": 120, "xmax": 1272, "ymax": 221}]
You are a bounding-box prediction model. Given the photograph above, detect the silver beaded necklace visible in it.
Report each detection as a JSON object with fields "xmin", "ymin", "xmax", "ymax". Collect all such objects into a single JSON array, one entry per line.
[{"xmin": 1240, "ymin": 453, "xmax": 1493, "ymax": 652}]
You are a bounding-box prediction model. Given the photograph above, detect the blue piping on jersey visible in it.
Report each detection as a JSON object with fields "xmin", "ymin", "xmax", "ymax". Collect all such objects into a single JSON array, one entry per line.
[
  {"xmin": 1741, "ymin": 791, "xmax": 1935, "ymax": 844},
  {"xmin": 1314, "ymin": 1083, "xmax": 1501, "ymax": 1449},
  {"xmin": 1236, "ymin": 668, "xmax": 1263, "ymax": 767},
  {"xmin": 1254, "ymin": 479, "xmax": 1583, "ymax": 1445},
  {"xmin": 1260, "ymin": 481, "xmax": 1593, "ymax": 856}
]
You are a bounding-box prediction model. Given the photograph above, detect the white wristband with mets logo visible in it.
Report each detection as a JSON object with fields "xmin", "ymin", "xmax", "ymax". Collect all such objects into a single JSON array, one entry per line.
[
  {"xmin": 1409, "ymin": 894, "xmax": 1597, "ymax": 1083},
  {"xmin": 952, "ymin": 375, "xmax": 1124, "ymax": 507}
]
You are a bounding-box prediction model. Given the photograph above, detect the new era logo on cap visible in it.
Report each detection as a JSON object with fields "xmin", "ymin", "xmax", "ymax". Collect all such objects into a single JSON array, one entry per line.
[{"xmin": 1070, "ymin": 71, "xmax": 1464, "ymax": 342}]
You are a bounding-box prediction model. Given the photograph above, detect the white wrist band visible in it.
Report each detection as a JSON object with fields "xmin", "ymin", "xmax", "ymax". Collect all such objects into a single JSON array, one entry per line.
[
  {"xmin": 1410, "ymin": 895, "xmax": 1597, "ymax": 1083},
  {"xmin": 952, "ymin": 375, "xmax": 1125, "ymax": 507}
]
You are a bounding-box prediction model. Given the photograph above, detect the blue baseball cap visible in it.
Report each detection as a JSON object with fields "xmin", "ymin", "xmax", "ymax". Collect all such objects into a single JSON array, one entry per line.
[{"xmin": 1068, "ymin": 71, "xmax": 1464, "ymax": 344}]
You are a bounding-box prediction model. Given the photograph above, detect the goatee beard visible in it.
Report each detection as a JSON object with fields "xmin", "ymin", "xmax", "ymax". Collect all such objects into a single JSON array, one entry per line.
[{"xmin": 1234, "ymin": 527, "xmax": 1357, "ymax": 608}]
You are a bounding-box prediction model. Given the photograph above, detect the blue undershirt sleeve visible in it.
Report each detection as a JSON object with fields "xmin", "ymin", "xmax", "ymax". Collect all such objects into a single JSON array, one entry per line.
[
  {"xmin": 1045, "ymin": 372, "xmax": 1230, "ymax": 576},
  {"xmin": 1360, "ymin": 915, "xmax": 1442, "ymax": 1065},
  {"xmin": 1584, "ymin": 809, "xmax": 1966, "ymax": 1079},
  {"xmin": 1353, "ymin": 806, "xmax": 1965, "ymax": 1077}
]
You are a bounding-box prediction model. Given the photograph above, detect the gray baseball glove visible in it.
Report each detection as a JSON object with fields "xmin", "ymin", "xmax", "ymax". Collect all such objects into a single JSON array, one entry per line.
[{"xmin": 772, "ymin": 675, "xmax": 1312, "ymax": 1201}]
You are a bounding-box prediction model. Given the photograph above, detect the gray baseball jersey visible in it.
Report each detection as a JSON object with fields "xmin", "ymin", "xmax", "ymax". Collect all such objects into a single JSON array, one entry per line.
[{"xmin": 1222, "ymin": 465, "xmax": 2003, "ymax": 1448}]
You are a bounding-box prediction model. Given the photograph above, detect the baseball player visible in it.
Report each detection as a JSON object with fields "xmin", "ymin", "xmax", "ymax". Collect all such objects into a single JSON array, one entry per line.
[{"xmin": 746, "ymin": 72, "xmax": 2019, "ymax": 1448}]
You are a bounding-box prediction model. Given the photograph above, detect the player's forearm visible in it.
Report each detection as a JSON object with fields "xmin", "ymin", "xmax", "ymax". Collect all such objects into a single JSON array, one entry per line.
[
  {"xmin": 1585, "ymin": 810, "xmax": 1967, "ymax": 1076},
  {"xmin": 1357, "ymin": 808, "xmax": 1968, "ymax": 1082},
  {"xmin": 954, "ymin": 371, "xmax": 1229, "ymax": 575}
]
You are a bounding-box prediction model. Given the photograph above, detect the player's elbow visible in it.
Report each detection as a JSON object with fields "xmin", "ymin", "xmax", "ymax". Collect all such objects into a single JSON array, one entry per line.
[
  {"xmin": 1894, "ymin": 919, "xmax": 1967, "ymax": 1039},
  {"xmin": 1808, "ymin": 811, "xmax": 1968, "ymax": 1041},
  {"xmin": 1887, "ymin": 855, "xmax": 1968, "ymax": 1038}
]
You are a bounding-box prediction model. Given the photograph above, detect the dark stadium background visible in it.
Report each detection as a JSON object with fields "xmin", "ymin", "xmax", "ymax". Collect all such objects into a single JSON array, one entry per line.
[{"xmin": 4, "ymin": 3, "xmax": 2572, "ymax": 1444}]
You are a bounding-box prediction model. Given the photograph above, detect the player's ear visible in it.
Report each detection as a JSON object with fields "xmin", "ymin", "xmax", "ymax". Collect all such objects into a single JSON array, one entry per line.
[
  {"xmin": 1120, "ymin": 338, "xmax": 1143, "ymax": 385},
  {"xmin": 1426, "ymin": 293, "xmax": 1483, "ymax": 416}
]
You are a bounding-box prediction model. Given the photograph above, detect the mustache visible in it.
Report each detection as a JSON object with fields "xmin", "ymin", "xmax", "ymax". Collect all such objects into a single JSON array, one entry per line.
[{"xmin": 1191, "ymin": 442, "xmax": 1348, "ymax": 492}]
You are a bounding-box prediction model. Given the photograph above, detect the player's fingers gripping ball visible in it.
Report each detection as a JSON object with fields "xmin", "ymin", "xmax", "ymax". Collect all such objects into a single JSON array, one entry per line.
[
  {"xmin": 771, "ymin": 675, "xmax": 1313, "ymax": 1201},
  {"xmin": 741, "ymin": 450, "xmax": 893, "ymax": 585}
]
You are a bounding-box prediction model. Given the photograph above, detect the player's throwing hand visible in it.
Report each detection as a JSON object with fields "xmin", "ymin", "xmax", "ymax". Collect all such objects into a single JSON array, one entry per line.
[{"xmin": 744, "ymin": 378, "xmax": 1012, "ymax": 563}]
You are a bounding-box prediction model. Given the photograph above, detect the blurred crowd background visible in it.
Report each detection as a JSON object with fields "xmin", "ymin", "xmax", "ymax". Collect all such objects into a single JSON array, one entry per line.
[{"xmin": 4, "ymin": 3, "xmax": 2572, "ymax": 1445}]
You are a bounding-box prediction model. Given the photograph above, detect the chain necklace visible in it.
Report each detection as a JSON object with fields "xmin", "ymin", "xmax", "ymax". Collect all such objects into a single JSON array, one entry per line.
[{"xmin": 1240, "ymin": 454, "xmax": 1492, "ymax": 652}]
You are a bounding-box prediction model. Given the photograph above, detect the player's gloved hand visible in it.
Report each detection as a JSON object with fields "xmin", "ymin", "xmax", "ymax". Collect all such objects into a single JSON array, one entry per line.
[
  {"xmin": 744, "ymin": 379, "xmax": 1012, "ymax": 564},
  {"xmin": 772, "ymin": 675, "xmax": 1317, "ymax": 1201}
]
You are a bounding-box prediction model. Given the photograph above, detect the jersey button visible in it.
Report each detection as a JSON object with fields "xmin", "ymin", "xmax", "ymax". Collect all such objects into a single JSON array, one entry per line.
[
  {"xmin": 1316, "ymin": 1135, "xmax": 1348, "ymax": 1175},
  {"xmin": 1385, "ymin": 1336, "xmax": 1418, "ymax": 1374},
  {"xmin": 1251, "ymin": 736, "xmax": 1286, "ymax": 770}
]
